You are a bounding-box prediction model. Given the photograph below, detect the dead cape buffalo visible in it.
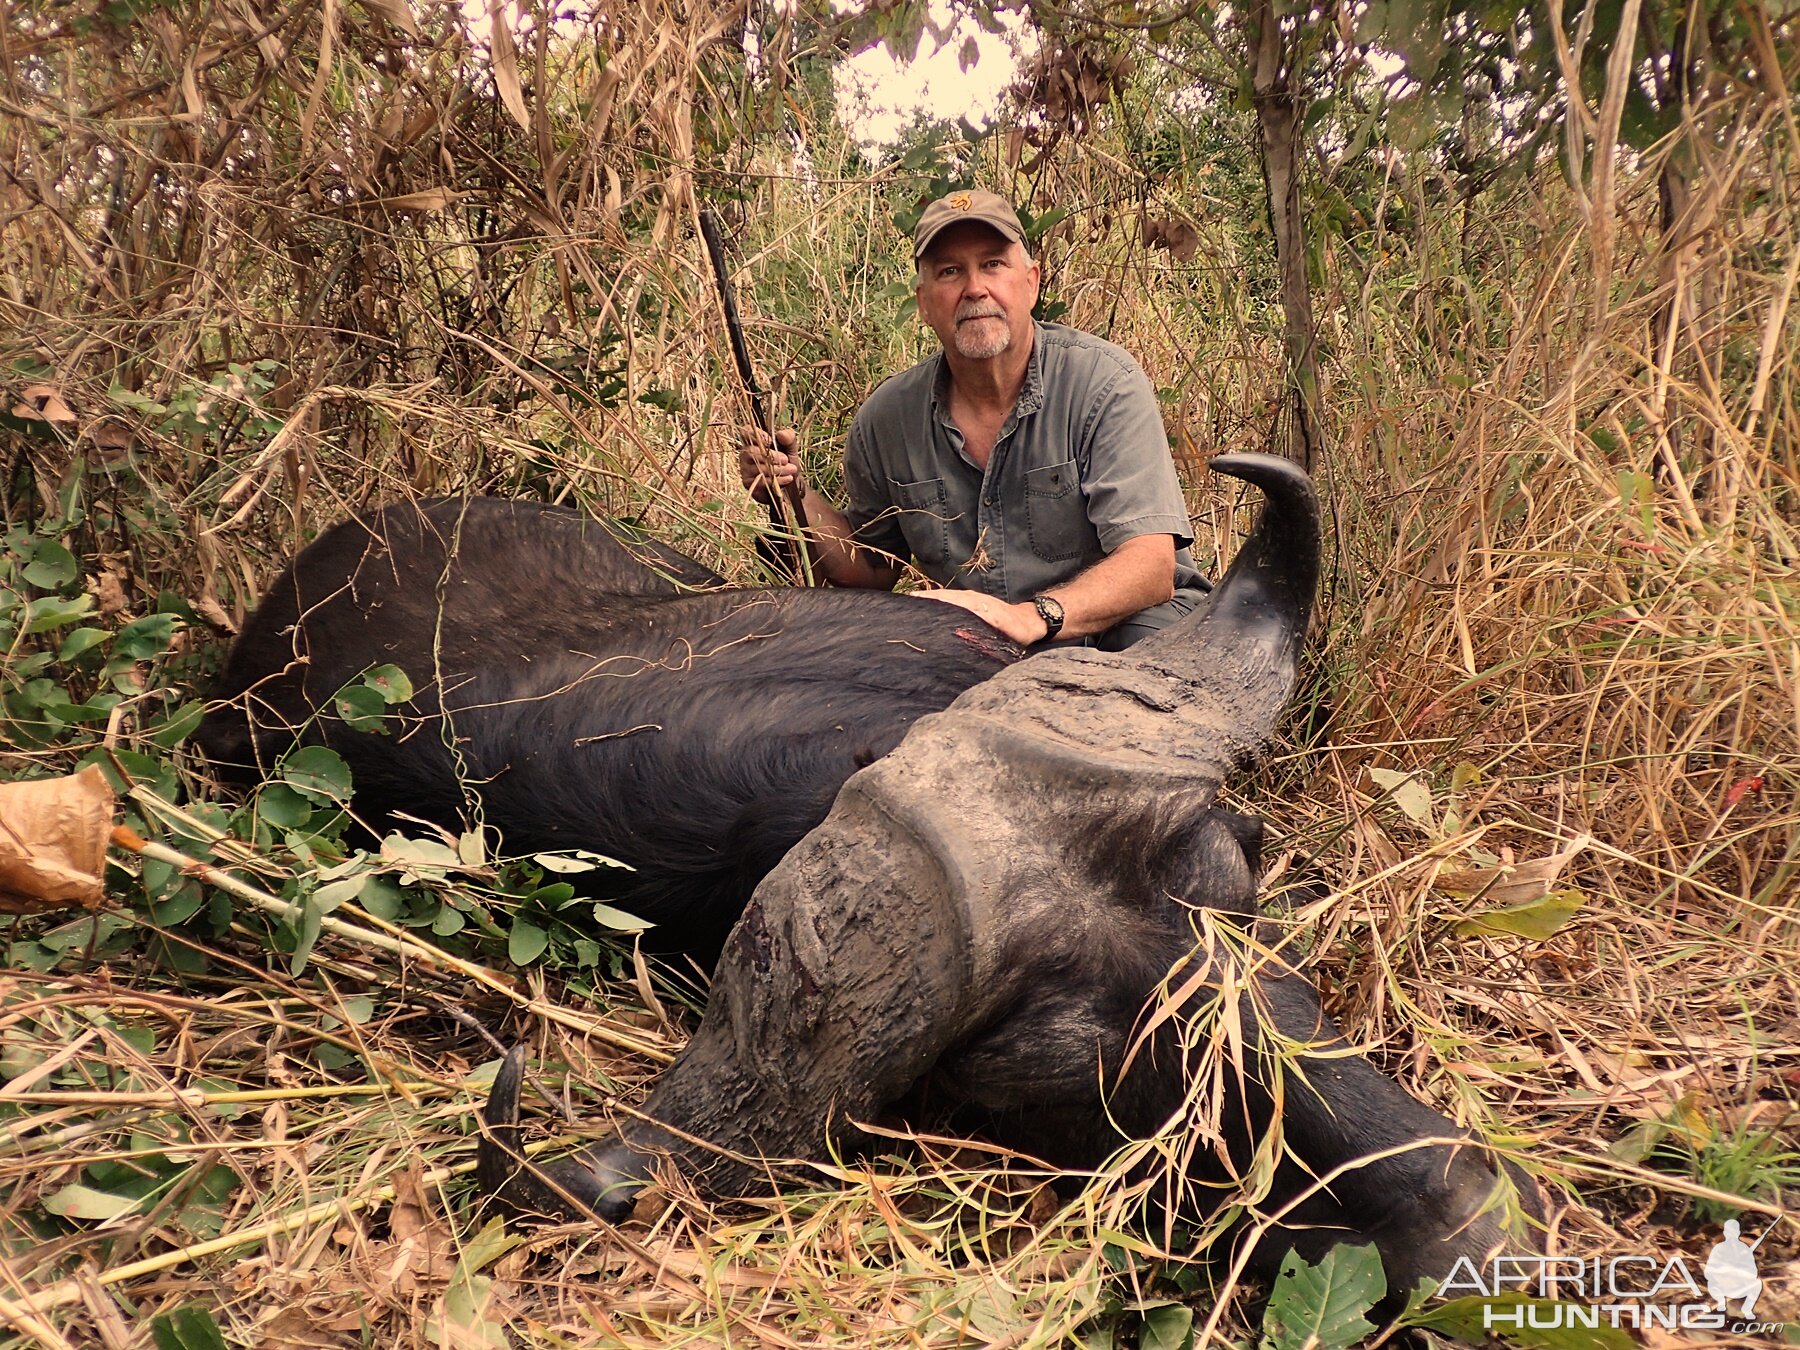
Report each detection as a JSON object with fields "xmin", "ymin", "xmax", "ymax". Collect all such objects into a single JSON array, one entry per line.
[
  {"xmin": 480, "ymin": 454, "xmax": 1542, "ymax": 1294},
  {"xmin": 194, "ymin": 496, "xmax": 1025, "ymax": 965}
]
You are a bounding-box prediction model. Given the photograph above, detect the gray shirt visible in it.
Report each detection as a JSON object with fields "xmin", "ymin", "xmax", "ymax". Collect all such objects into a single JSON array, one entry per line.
[{"xmin": 843, "ymin": 323, "xmax": 1207, "ymax": 627}]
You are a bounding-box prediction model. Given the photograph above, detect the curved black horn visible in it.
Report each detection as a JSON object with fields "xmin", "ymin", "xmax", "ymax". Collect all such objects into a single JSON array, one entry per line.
[{"xmin": 1134, "ymin": 451, "xmax": 1320, "ymax": 671}]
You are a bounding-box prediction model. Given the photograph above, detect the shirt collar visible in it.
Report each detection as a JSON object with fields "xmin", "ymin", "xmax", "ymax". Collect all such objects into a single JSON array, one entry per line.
[
  {"xmin": 929, "ymin": 321, "xmax": 1046, "ymax": 421},
  {"xmin": 1016, "ymin": 322, "xmax": 1046, "ymax": 416}
]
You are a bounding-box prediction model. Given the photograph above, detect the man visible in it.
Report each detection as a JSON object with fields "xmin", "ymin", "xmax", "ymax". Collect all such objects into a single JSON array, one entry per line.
[
  {"xmin": 739, "ymin": 188, "xmax": 1208, "ymax": 649},
  {"xmin": 1704, "ymin": 1219, "xmax": 1763, "ymax": 1317}
]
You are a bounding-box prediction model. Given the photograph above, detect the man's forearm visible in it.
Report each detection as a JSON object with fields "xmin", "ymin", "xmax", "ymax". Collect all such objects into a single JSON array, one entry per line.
[
  {"xmin": 790, "ymin": 487, "xmax": 900, "ymax": 590},
  {"xmin": 740, "ymin": 428, "xmax": 898, "ymax": 590},
  {"xmin": 912, "ymin": 533, "xmax": 1176, "ymax": 645},
  {"xmin": 1040, "ymin": 533, "xmax": 1176, "ymax": 639}
]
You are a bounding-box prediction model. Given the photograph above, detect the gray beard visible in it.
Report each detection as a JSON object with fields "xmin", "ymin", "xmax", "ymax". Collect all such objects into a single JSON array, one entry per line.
[{"xmin": 953, "ymin": 319, "xmax": 1012, "ymax": 360}]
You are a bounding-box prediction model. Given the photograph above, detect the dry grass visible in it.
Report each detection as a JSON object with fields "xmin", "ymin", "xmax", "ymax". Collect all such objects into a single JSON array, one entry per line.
[{"xmin": 3, "ymin": 0, "xmax": 1798, "ymax": 1345}]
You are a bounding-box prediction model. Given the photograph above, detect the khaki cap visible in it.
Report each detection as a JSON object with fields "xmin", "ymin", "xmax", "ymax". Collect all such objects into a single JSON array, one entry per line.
[{"xmin": 912, "ymin": 189, "xmax": 1025, "ymax": 259}]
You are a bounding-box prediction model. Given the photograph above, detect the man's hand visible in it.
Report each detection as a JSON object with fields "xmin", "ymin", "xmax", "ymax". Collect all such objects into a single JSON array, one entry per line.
[
  {"xmin": 734, "ymin": 428, "xmax": 899, "ymax": 591},
  {"xmin": 909, "ymin": 535, "xmax": 1178, "ymax": 646},
  {"xmin": 912, "ymin": 588, "xmax": 1048, "ymax": 646},
  {"xmin": 739, "ymin": 428, "xmax": 803, "ymax": 505}
]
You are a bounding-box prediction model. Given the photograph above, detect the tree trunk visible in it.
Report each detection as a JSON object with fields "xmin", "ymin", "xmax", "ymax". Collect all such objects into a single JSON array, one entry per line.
[{"xmin": 1250, "ymin": 0, "xmax": 1322, "ymax": 472}]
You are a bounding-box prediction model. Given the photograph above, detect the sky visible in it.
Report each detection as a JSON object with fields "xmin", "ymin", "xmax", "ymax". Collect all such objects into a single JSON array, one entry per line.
[{"xmin": 833, "ymin": 3, "xmax": 1026, "ymax": 147}]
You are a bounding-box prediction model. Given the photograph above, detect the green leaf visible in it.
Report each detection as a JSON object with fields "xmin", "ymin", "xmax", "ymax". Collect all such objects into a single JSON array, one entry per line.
[
  {"xmin": 1609, "ymin": 1116, "xmax": 1667, "ymax": 1164},
  {"xmin": 37, "ymin": 912, "xmax": 134, "ymax": 954},
  {"xmin": 1454, "ymin": 889, "xmax": 1584, "ymax": 940},
  {"xmin": 147, "ymin": 699, "xmax": 207, "ymax": 748},
  {"xmin": 533, "ymin": 851, "xmax": 599, "ymax": 874},
  {"xmin": 1405, "ymin": 1294, "xmax": 1635, "ymax": 1348},
  {"xmin": 23, "ymin": 541, "xmax": 78, "ymax": 588},
  {"xmin": 311, "ymin": 875, "xmax": 366, "ymax": 913},
  {"xmin": 80, "ymin": 747, "xmax": 180, "ymax": 800},
  {"xmin": 1585, "ymin": 424, "xmax": 1620, "ymax": 453},
  {"xmin": 42, "ymin": 1182, "xmax": 142, "ymax": 1220},
  {"xmin": 41, "ymin": 695, "xmax": 122, "ymax": 723},
  {"xmin": 290, "ymin": 896, "xmax": 324, "ymax": 975},
  {"xmin": 383, "ymin": 834, "xmax": 461, "ymax": 870},
  {"xmin": 8, "ymin": 939, "xmax": 60, "ymax": 972},
  {"xmin": 1025, "ymin": 206, "xmax": 1071, "ymax": 242},
  {"xmin": 280, "ymin": 745, "xmax": 353, "ymax": 801},
  {"xmin": 155, "ymin": 590, "xmax": 199, "ymax": 621},
  {"xmin": 1139, "ymin": 1300, "xmax": 1194, "ymax": 1350},
  {"xmin": 592, "ymin": 902, "xmax": 653, "ymax": 933},
  {"xmin": 4, "ymin": 650, "xmax": 50, "ymax": 680},
  {"xmin": 1616, "ymin": 469, "xmax": 1653, "ymax": 507},
  {"xmin": 255, "ymin": 783, "xmax": 315, "ymax": 830},
  {"xmin": 57, "ymin": 626, "xmax": 110, "ymax": 660},
  {"xmin": 24, "ymin": 593, "xmax": 95, "ymax": 633},
  {"xmin": 433, "ymin": 1271, "xmax": 507, "ymax": 1347},
  {"xmin": 358, "ymin": 876, "xmax": 405, "ymax": 920},
  {"xmin": 457, "ymin": 1216, "xmax": 525, "ymax": 1275},
  {"xmin": 150, "ymin": 1304, "xmax": 230, "ymax": 1350},
  {"xmin": 509, "ymin": 918, "xmax": 549, "ymax": 965},
  {"xmin": 1260, "ymin": 1243, "xmax": 1386, "ymax": 1350},
  {"xmin": 1368, "ymin": 766, "xmax": 1436, "ymax": 832},
  {"xmin": 116, "ymin": 1024, "xmax": 158, "ymax": 1057},
  {"xmin": 333, "ymin": 682, "xmax": 388, "ymax": 732},
  {"xmin": 112, "ymin": 612, "xmax": 179, "ymax": 660},
  {"xmin": 364, "ymin": 663, "xmax": 414, "ymax": 703},
  {"xmin": 152, "ymin": 885, "xmax": 206, "ymax": 927}
]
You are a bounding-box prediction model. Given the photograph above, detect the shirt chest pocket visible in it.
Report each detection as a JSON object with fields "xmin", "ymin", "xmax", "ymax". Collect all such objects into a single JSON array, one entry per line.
[
  {"xmin": 1024, "ymin": 459, "xmax": 1084, "ymax": 562},
  {"xmin": 889, "ymin": 475, "xmax": 953, "ymax": 568}
]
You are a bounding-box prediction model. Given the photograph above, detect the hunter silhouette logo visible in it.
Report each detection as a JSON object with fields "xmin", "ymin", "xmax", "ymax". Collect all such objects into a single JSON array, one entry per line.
[{"xmin": 1705, "ymin": 1218, "xmax": 1768, "ymax": 1317}]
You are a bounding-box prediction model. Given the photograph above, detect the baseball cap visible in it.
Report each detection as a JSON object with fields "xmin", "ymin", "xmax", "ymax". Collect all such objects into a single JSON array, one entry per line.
[{"xmin": 912, "ymin": 189, "xmax": 1026, "ymax": 260}]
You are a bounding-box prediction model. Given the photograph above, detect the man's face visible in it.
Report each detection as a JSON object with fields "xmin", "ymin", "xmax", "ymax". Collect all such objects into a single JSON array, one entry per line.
[{"xmin": 915, "ymin": 222, "xmax": 1041, "ymax": 363}]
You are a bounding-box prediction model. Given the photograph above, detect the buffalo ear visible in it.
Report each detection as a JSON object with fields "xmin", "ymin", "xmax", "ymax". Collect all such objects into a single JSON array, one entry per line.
[
  {"xmin": 476, "ymin": 1044, "xmax": 533, "ymax": 1202},
  {"xmin": 1216, "ymin": 809, "xmax": 1263, "ymax": 875},
  {"xmin": 475, "ymin": 1045, "xmax": 652, "ymax": 1222}
]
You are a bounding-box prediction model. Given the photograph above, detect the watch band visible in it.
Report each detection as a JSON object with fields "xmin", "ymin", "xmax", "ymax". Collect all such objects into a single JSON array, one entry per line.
[{"xmin": 1031, "ymin": 594, "xmax": 1066, "ymax": 642}]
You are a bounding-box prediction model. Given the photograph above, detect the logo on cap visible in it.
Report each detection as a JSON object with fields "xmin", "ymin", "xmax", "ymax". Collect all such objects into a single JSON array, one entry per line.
[{"xmin": 948, "ymin": 192, "xmax": 972, "ymax": 211}]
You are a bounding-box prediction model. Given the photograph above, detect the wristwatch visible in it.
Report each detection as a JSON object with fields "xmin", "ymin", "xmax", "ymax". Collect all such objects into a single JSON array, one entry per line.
[{"xmin": 1031, "ymin": 594, "xmax": 1066, "ymax": 643}]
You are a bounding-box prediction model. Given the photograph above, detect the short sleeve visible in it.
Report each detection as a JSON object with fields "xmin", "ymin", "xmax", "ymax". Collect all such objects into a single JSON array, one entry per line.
[
  {"xmin": 842, "ymin": 418, "xmax": 910, "ymax": 564},
  {"xmin": 1079, "ymin": 364, "xmax": 1195, "ymax": 554}
]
